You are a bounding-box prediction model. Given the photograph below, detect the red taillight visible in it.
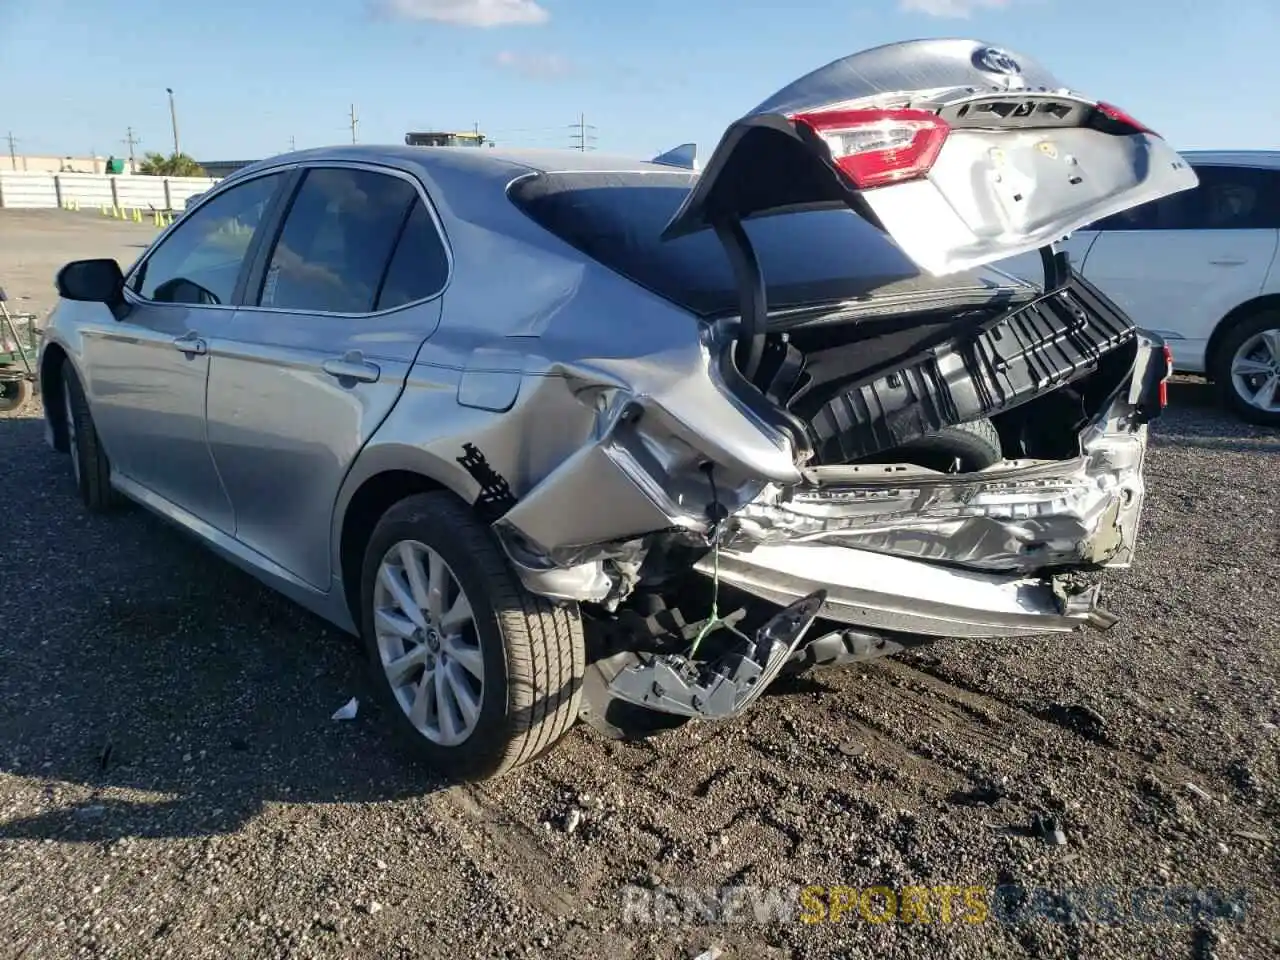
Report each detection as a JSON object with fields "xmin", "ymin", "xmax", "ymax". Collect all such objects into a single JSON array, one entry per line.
[
  {"xmin": 1159, "ymin": 343, "xmax": 1174, "ymax": 408},
  {"xmin": 1095, "ymin": 102, "xmax": 1157, "ymax": 137},
  {"xmin": 789, "ymin": 108, "xmax": 950, "ymax": 189}
]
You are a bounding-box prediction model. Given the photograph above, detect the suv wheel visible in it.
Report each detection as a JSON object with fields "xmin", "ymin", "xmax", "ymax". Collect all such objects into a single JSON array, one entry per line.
[
  {"xmin": 359, "ymin": 492, "xmax": 585, "ymax": 781},
  {"xmin": 1213, "ymin": 311, "xmax": 1280, "ymax": 426}
]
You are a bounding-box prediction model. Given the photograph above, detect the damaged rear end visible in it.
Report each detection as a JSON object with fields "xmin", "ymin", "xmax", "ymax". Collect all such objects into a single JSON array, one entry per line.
[{"xmin": 495, "ymin": 39, "xmax": 1192, "ymax": 733}]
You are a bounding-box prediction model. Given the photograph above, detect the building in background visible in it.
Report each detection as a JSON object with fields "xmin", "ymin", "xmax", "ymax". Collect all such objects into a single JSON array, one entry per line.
[
  {"xmin": 199, "ymin": 135, "xmax": 493, "ymax": 177},
  {"xmin": 198, "ymin": 160, "xmax": 258, "ymax": 178},
  {"xmin": 404, "ymin": 131, "xmax": 491, "ymax": 148},
  {"xmin": 6, "ymin": 155, "xmax": 136, "ymax": 174}
]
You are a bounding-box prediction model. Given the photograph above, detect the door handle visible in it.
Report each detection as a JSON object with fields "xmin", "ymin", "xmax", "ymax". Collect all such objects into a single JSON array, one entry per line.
[
  {"xmin": 321, "ymin": 352, "xmax": 380, "ymax": 384},
  {"xmin": 1209, "ymin": 258, "xmax": 1247, "ymax": 266},
  {"xmin": 172, "ymin": 333, "xmax": 207, "ymax": 356}
]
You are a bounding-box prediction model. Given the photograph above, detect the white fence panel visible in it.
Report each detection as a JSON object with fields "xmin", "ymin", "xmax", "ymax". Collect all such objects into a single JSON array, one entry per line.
[
  {"xmin": 166, "ymin": 176, "xmax": 219, "ymax": 210},
  {"xmin": 56, "ymin": 173, "xmax": 115, "ymax": 207},
  {"xmin": 112, "ymin": 176, "xmax": 169, "ymax": 210},
  {"xmin": 0, "ymin": 172, "xmax": 224, "ymax": 210},
  {"xmin": 0, "ymin": 172, "xmax": 58, "ymax": 208}
]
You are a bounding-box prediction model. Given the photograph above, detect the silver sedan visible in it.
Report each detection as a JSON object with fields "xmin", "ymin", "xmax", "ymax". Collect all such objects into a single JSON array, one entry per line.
[{"xmin": 39, "ymin": 39, "xmax": 1190, "ymax": 780}]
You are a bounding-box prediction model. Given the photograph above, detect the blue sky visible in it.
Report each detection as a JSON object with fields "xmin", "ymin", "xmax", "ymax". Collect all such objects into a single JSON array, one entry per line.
[{"xmin": 2, "ymin": 0, "xmax": 1277, "ymax": 163}]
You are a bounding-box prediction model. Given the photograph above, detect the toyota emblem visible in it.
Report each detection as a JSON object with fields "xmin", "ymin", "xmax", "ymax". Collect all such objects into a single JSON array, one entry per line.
[{"xmin": 974, "ymin": 46, "xmax": 1022, "ymax": 76}]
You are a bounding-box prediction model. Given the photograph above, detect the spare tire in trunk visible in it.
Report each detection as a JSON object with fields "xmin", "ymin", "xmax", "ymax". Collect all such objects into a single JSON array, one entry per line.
[{"xmin": 880, "ymin": 418, "xmax": 1003, "ymax": 473}]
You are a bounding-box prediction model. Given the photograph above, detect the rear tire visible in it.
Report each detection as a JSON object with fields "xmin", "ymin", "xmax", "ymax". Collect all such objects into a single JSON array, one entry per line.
[
  {"xmin": 1210, "ymin": 311, "xmax": 1280, "ymax": 427},
  {"xmin": 359, "ymin": 492, "xmax": 585, "ymax": 781},
  {"xmin": 61, "ymin": 365, "xmax": 122, "ymax": 512},
  {"xmin": 0, "ymin": 379, "xmax": 31, "ymax": 413},
  {"xmin": 887, "ymin": 417, "xmax": 1004, "ymax": 473}
]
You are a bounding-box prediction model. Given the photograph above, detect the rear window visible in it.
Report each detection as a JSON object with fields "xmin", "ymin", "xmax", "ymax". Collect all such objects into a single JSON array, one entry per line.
[{"xmin": 509, "ymin": 171, "xmax": 993, "ymax": 317}]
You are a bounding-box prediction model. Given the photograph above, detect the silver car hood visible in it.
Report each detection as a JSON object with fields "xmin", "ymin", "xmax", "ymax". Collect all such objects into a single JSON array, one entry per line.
[{"xmin": 663, "ymin": 38, "xmax": 1198, "ymax": 276}]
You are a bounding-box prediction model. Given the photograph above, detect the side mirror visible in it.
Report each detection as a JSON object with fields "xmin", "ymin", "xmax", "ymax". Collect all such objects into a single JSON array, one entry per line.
[{"xmin": 56, "ymin": 259, "xmax": 125, "ymax": 306}]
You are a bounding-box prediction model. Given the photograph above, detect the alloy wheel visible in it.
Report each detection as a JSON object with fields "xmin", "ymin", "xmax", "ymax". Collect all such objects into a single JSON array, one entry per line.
[
  {"xmin": 1230, "ymin": 328, "xmax": 1280, "ymax": 414},
  {"xmin": 372, "ymin": 540, "xmax": 484, "ymax": 747},
  {"xmin": 64, "ymin": 384, "xmax": 81, "ymax": 486}
]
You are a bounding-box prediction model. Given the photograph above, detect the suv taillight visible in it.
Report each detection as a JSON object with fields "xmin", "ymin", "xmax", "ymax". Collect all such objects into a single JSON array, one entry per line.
[
  {"xmin": 1159, "ymin": 343, "xmax": 1174, "ymax": 409},
  {"xmin": 789, "ymin": 108, "xmax": 950, "ymax": 189}
]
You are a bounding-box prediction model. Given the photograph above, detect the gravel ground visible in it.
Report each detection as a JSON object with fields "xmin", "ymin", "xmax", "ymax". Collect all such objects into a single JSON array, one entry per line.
[{"xmin": 1, "ymin": 211, "xmax": 1277, "ymax": 960}]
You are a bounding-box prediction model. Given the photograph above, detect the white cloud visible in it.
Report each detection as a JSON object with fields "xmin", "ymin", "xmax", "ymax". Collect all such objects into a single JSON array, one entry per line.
[
  {"xmin": 899, "ymin": 0, "xmax": 1015, "ymax": 17},
  {"xmin": 495, "ymin": 50, "xmax": 572, "ymax": 79},
  {"xmin": 372, "ymin": 0, "xmax": 549, "ymax": 27}
]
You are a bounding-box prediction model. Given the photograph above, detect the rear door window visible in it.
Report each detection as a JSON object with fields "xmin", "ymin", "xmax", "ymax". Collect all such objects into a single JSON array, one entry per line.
[
  {"xmin": 257, "ymin": 167, "xmax": 419, "ymax": 314},
  {"xmin": 375, "ymin": 200, "xmax": 450, "ymax": 311},
  {"xmin": 1093, "ymin": 164, "xmax": 1280, "ymax": 232},
  {"xmin": 1191, "ymin": 165, "xmax": 1280, "ymax": 229}
]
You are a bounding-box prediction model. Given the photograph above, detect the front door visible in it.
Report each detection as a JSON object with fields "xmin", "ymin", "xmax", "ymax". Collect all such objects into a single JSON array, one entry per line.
[
  {"xmin": 84, "ymin": 171, "xmax": 287, "ymax": 530},
  {"xmin": 204, "ymin": 165, "xmax": 450, "ymax": 589}
]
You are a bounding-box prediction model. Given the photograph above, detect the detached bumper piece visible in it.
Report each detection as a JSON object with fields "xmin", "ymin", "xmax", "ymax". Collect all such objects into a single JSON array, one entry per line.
[
  {"xmin": 805, "ymin": 274, "xmax": 1136, "ymax": 464},
  {"xmin": 606, "ymin": 591, "xmax": 826, "ymax": 719}
]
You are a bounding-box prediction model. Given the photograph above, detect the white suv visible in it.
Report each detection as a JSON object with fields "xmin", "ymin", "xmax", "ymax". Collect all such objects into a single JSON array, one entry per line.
[{"xmin": 1001, "ymin": 150, "xmax": 1280, "ymax": 426}]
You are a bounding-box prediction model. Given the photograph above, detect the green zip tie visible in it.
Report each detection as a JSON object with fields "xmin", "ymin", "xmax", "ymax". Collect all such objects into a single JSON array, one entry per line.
[{"xmin": 687, "ymin": 538, "xmax": 722, "ymax": 659}]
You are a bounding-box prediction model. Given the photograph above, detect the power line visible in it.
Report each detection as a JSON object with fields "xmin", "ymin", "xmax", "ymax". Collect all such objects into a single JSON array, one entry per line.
[{"xmin": 568, "ymin": 113, "xmax": 597, "ymax": 152}]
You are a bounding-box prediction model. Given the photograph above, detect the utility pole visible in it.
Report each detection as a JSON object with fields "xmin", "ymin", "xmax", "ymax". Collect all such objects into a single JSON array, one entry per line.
[
  {"xmin": 349, "ymin": 104, "xmax": 359, "ymax": 144},
  {"xmin": 568, "ymin": 113, "xmax": 596, "ymax": 152},
  {"xmin": 289, "ymin": 135, "xmax": 296, "ymax": 151},
  {"xmin": 165, "ymin": 87, "xmax": 180, "ymax": 156},
  {"xmin": 5, "ymin": 132, "xmax": 17, "ymax": 171},
  {"xmin": 122, "ymin": 127, "xmax": 141, "ymax": 167}
]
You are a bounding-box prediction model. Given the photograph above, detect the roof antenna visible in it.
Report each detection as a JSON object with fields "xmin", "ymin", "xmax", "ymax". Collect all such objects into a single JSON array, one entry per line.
[{"xmin": 651, "ymin": 143, "xmax": 698, "ymax": 170}]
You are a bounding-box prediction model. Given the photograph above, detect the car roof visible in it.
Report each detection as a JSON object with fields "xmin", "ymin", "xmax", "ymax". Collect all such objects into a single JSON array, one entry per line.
[
  {"xmin": 226, "ymin": 144, "xmax": 675, "ymax": 183},
  {"xmin": 1180, "ymin": 150, "xmax": 1280, "ymax": 170}
]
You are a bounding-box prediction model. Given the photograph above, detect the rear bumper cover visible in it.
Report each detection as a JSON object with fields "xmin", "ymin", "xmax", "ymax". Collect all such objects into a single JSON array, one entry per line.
[{"xmin": 696, "ymin": 544, "xmax": 1116, "ymax": 639}]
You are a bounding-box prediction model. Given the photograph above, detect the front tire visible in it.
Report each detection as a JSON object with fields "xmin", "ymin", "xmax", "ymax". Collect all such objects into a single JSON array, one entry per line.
[
  {"xmin": 1212, "ymin": 311, "xmax": 1280, "ymax": 426},
  {"xmin": 359, "ymin": 492, "xmax": 585, "ymax": 781},
  {"xmin": 61, "ymin": 365, "xmax": 121, "ymax": 512}
]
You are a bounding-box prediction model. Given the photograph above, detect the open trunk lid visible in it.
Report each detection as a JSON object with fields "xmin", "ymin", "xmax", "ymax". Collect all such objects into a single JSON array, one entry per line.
[{"xmin": 663, "ymin": 38, "xmax": 1197, "ymax": 276}]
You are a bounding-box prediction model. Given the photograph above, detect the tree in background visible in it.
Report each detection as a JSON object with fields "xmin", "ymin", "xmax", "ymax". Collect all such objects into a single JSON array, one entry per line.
[{"xmin": 136, "ymin": 152, "xmax": 207, "ymax": 177}]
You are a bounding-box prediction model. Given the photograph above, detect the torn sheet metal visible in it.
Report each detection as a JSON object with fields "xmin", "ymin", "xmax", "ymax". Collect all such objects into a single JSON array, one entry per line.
[
  {"xmin": 491, "ymin": 331, "xmax": 803, "ymax": 578},
  {"xmin": 724, "ymin": 428, "xmax": 1148, "ymax": 574}
]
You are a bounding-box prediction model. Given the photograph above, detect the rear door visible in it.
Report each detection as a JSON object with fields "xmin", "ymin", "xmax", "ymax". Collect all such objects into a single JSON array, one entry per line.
[
  {"xmin": 204, "ymin": 164, "xmax": 450, "ymax": 589},
  {"xmin": 664, "ymin": 39, "xmax": 1198, "ymax": 277},
  {"xmin": 1077, "ymin": 164, "xmax": 1280, "ymax": 372}
]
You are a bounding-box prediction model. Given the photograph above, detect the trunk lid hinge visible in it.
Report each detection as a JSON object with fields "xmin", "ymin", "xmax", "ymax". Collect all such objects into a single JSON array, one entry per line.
[{"xmin": 713, "ymin": 215, "xmax": 769, "ymax": 385}]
